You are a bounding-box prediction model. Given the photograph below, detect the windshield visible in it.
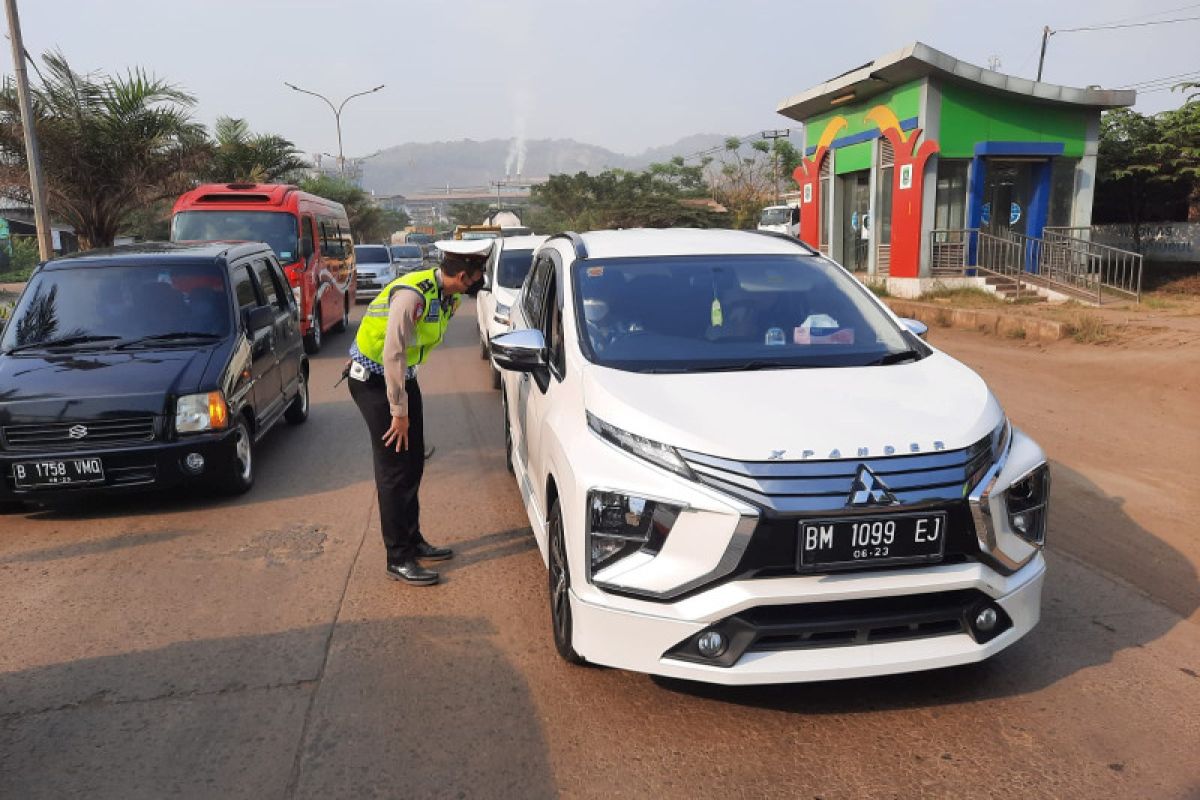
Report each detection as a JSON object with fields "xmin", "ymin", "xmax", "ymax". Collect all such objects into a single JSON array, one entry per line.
[
  {"xmin": 1, "ymin": 264, "xmax": 232, "ymax": 353},
  {"xmin": 497, "ymin": 248, "xmax": 535, "ymax": 289},
  {"xmin": 355, "ymin": 245, "xmax": 390, "ymax": 264},
  {"xmin": 172, "ymin": 211, "xmax": 300, "ymax": 264},
  {"xmin": 572, "ymin": 255, "xmax": 915, "ymax": 372},
  {"xmin": 462, "ymin": 231, "xmax": 499, "ymax": 240},
  {"xmin": 406, "ymin": 234, "xmax": 433, "ymax": 245},
  {"xmin": 390, "ymin": 245, "xmax": 422, "ymax": 259},
  {"xmin": 760, "ymin": 208, "xmax": 791, "ymax": 225}
]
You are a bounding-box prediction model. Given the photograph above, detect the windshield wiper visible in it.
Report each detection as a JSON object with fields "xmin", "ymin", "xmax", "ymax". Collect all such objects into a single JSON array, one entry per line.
[
  {"xmin": 866, "ymin": 349, "xmax": 923, "ymax": 366},
  {"xmin": 5, "ymin": 334, "xmax": 124, "ymax": 354},
  {"xmin": 115, "ymin": 332, "xmax": 223, "ymax": 348},
  {"xmin": 693, "ymin": 360, "xmax": 804, "ymax": 373}
]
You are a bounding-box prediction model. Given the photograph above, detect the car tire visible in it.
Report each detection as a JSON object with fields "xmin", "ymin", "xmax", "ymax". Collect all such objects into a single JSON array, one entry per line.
[
  {"xmin": 491, "ymin": 366, "xmax": 501, "ymax": 390},
  {"xmin": 332, "ymin": 297, "xmax": 349, "ymax": 333},
  {"xmin": 220, "ymin": 417, "xmax": 255, "ymax": 495},
  {"xmin": 304, "ymin": 306, "xmax": 322, "ymax": 354},
  {"xmin": 284, "ymin": 368, "xmax": 310, "ymax": 425},
  {"xmin": 548, "ymin": 499, "xmax": 586, "ymax": 665}
]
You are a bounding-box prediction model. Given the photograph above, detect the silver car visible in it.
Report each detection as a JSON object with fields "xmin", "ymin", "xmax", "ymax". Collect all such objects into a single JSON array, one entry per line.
[
  {"xmin": 354, "ymin": 244, "xmax": 397, "ymax": 302},
  {"xmin": 389, "ymin": 243, "xmax": 425, "ymax": 276}
]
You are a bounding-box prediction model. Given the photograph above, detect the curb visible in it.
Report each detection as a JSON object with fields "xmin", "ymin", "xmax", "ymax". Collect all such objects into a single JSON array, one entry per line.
[{"xmin": 884, "ymin": 298, "xmax": 1066, "ymax": 343}]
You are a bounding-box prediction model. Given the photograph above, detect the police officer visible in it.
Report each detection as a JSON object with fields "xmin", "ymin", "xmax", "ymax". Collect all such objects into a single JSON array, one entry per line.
[{"xmin": 347, "ymin": 239, "xmax": 490, "ymax": 585}]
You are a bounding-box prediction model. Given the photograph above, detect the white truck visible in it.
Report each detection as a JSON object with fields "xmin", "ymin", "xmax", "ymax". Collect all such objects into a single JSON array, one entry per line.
[{"xmin": 757, "ymin": 202, "xmax": 800, "ymax": 237}]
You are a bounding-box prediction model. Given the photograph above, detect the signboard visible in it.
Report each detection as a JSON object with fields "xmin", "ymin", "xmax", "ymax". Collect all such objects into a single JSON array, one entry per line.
[
  {"xmin": 0, "ymin": 218, "xmax": 9, "ymax": 239},
  {"xmin": 803, "ymin": 183, "xmax": 813, "ymax": 204},
  {"xmin": 899, "ymin": 164, "xmax": 913, "ymax": 190},
  {"xmin": 980, "ymin": 202, "xmax": 992, "ymax": 226},
  {"xmin": 1010, "ymin": 202, "xmax": 1022, "ymax": 225}
]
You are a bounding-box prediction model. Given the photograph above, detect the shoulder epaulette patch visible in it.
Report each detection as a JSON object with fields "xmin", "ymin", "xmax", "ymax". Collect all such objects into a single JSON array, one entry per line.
[{"xmin": 416, "ymin": 279, "xmax": 435, "ymax": 294}]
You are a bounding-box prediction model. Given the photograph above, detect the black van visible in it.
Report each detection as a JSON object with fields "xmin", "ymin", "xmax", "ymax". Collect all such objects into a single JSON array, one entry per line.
[{"xmin": 0, "ymin": 242, "xmax": 308, "ymax": 504}]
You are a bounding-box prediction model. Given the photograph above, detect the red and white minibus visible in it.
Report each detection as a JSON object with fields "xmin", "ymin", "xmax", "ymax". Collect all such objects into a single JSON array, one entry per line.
[{"xmin": 171, "ymin": 183, "xmax": 356, "ymax": 353}]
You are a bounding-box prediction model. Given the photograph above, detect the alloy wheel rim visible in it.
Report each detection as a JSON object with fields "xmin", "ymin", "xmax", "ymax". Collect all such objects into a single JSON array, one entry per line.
[
  {"xmin": 550, "ymin": 524, "xmax": 569, "ymax": 641},
  {"xmin": 299, "ymin": 372, "xmax": 308, "ymax": 414}
]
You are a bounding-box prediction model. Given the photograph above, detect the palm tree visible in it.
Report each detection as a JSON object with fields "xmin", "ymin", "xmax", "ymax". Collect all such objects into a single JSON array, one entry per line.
[
  {"xmin": 207, "ymin": 116, "xmax": 308, "ymax": 184},
  {"xmin": 0, "ymin": 51, "xmax": 209, "ymax": 249}
]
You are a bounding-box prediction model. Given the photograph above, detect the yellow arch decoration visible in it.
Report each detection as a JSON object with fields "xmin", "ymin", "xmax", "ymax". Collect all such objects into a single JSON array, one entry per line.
[
  {"xmin": 813, "ymin": 116, "xmax": 848, "ymax": 152},
  {"xmin": 865, "ymin": 106, "xmax": 906, "ymax": 141}
]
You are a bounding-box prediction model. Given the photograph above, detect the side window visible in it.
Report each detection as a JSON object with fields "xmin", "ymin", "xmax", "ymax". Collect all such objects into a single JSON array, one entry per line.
[
  {"xmin": 232, "ymin": 264, "xmax": 260, "ymax": 310},
  {"xmin": 253, "ymin": 258, "xmax": 288, "ymax": 311},
  {"xmin": 542, "ymin": 271, "xmax": 566, "ymax": 378},
  {"xmin": 268, "ymin": 258, "xmax": 296, "ymax": 311},
  {"xmin": 301, "ymin": 214, "xmax": 315, "ymax": 257},
  {"xmin": 319, "ymin": 220, "xmax": 333, "ymax": 258},
  {"xmin": 523, "ymin": 256, "xmax": 551, "ymax": 325}
]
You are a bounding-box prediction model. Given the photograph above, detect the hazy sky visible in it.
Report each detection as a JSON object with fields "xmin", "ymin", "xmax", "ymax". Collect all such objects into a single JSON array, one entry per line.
[{"xmin": 10, "ymin": 0, "xmax": 1194, "ymax": 161}]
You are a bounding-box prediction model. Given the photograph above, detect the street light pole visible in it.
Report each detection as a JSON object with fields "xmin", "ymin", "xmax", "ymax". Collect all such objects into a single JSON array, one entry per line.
[
  {"xmin": 284, "ymin": 82, "xmax": 384, "ymax": 178},
  {"xmin": 4, "ymin": 0, "xmax": 53, "ymax": 260},
  {"xmin": 1036, "ymin": 26, "xmax": 1053, "ymax": 82}
]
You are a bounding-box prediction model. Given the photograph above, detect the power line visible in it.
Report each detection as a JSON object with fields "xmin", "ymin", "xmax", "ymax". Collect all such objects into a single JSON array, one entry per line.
[
  {"xmin": 1118, "ymin": 68, "xmax": 1200, "ymax": 88},
  {"xmin": 1055, "ymin": 14, "xmax": 1200, "ymax": 33},
  {"xmin": 1077, "ymin": 1, "xmax": 1200, "ymax": 28}
]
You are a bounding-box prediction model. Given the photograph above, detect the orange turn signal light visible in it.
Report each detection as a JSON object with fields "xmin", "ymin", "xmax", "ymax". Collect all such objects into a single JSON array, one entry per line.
[{"xmin": 207, "ymin": 391, "xmax": 229, "ymax": 430}]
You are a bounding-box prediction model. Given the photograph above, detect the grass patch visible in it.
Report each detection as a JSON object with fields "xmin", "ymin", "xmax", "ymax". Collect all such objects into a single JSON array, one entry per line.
[
  {"xmin": 1143, "ymin": 296, "xmax": 1178, "ymax": 310},
  {"xmin": 1063, "ymin": 312, "xmax": 1114, "ymax": 344},
  {"xmin": 0, "ymin": 267, "xmax": 33, "ymax": 284},
  {"xmin": 918, "ymin": 286, "xmax": 1006, "ymax": 307},
  {"xmin": 1004, "ymin": 325, "xmax": 1027, "ymax": 340},
  {"xmin": 866, "ymin": 282, "xmax": 890, "ymax": 298},
  {"xmin": 0, "ymin": 300, "xmax": 14, "ymax": 325}
]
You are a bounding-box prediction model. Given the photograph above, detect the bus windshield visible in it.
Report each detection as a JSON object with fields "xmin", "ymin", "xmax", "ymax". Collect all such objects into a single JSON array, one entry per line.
[{"xmin": 172, "ymin": 211, "xmax": 300, "ymax": 263}]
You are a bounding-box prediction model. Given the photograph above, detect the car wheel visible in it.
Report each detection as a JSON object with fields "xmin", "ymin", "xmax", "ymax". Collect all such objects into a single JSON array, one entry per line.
[
  {"xmin": 332, "ymin": 297, "xmax": 349, "ymax": 333},
  {"xmin": 491, "ymin": 366, "xmax": 501, "ymax": 390},
  {"xmin": 220, "ymin": 417, "xmax": 255, "ymax": 495},
  {"xmin": 502, "ymin": 390, "xmax": 514, "ymax": 474},
  {"xmin": 304, "ymin": 307, "xmax": 322, "ymax": 354},
  {"xmin": 548, "ymin": 499, "xmax": 586, "ymax": 665},
  {"xmin": 285, "ymin": 368, "xmax": 310, "ymax": 425}
]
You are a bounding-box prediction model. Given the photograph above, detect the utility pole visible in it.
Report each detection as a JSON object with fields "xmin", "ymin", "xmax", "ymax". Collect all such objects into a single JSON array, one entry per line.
[
  {"xmin": 4, "ymin": 0, "xmax": 53, "ymax": 260},
  {"xmin": 760, "ymin": 129, "xmax": 790, "ymax": 203},
  {"xmin": 1036, "ymin": 26, "xmax": 1053, "ymax": 82}
]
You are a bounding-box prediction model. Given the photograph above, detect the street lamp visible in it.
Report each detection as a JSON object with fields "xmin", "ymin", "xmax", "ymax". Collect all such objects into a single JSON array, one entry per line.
[{"xmin": 284, "ymin": 82, "xmax": 385, "ymax": 178}]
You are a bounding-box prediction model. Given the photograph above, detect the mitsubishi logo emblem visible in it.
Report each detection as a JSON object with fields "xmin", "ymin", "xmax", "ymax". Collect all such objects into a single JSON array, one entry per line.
[
  {"xmin": 847, "ymin": 465, "xmax": 899, "ymax": 507},
  {"xmin": 67, "ymin": 425, "xmax": 88, "ymax": 440}
]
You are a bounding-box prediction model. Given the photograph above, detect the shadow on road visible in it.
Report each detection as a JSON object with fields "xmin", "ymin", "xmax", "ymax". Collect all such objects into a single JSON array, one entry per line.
[
  {"xmin": 653, "ymin": 462, "xmax": 1197, "ymax": 712},
  {"xmin": 0, "ymin": 617, "xmax": 558, "ymax": 799}
]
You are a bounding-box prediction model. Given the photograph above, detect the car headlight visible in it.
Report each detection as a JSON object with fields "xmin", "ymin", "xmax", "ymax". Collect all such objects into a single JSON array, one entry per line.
[
  {"xmin": 588, "ymin": 489, "xmax": 682, "ymax": 578},
  {"xmin": 175, "ymin": 391, "xmax": 229, "ymax": 434},
  {"xmin": 586, "ymin": 412, "xmax": 693, "ymax": 480},
  {"xmin": 493, "ymin": 302, "xmax": 511, "ymax": 325},
  {"xmin": 1006, "ymin": 463, "xmax": 1050, "ymax": 546}
]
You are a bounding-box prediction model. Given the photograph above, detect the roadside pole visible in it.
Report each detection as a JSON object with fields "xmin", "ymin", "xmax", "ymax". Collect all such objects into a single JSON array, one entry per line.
[{"xmin": 4, "ymin": 0, "xmax": 53, "ymax": 261}]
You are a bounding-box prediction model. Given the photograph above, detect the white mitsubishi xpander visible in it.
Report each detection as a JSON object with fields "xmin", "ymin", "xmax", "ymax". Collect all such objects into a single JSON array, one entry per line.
[{"xmin": 491, "ymin": 229, "xmax": 1048, "ymax": 685}]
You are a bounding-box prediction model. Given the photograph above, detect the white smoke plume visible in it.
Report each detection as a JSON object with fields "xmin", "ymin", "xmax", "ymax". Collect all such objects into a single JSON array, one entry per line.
[{"xmin": 505, "ymin": 90, "xmax": 531, "ymax": 178}]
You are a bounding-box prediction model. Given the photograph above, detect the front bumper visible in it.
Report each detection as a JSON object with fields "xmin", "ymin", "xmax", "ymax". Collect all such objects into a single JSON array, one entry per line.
[
  {"xmin": 570, "ymin": 554, "xmax": 1044, "ymax": 685},
  {"xmin": 0, "ymin": 429, "xmax": 241, "ymax": 501}
]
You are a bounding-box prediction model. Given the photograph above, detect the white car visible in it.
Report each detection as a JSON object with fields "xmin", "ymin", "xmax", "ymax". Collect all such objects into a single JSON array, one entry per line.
[
  {"xmin": 490, "ymin": 228, "xmax": 1048, "ymax": 685},
  {"xmin": 353, "ymin": 244, "xmax": 397, "ymax": 302},
  {"xmin": 477, "ymin": 235, "xmax": 547, "ymax": 389}
]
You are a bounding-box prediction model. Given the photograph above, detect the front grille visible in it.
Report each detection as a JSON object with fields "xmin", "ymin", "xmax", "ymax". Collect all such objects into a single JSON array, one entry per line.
[
  {"xmin": 680, "ymin": 441, "xmax": 993, "ymax": 514},
  {"xmin": 2, "ymin": 417, "xmax": 157, "ymax": 451},
  {"xmin": 665, "ymin": 589, "xmax": 1012, "ymax": 667}
]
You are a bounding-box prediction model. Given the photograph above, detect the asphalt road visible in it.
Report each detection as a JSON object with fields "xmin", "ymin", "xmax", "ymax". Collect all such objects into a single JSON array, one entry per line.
[{"xmin": 1, "ymin": 303, "xmax": 1197, "ymax": 799}]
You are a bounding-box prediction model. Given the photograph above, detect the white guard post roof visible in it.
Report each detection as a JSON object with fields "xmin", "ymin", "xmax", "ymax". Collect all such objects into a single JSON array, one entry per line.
[
  {"xmin": 577, "ymin": 228, "xmax": 811, "ymax": 260},
  {"xmin": 776, "ymin": 41, "xmax": 1136, "ymax": 121},
  {"xmin": 435, "ymin": 238, "xmax": 495, "ymax": 257}
]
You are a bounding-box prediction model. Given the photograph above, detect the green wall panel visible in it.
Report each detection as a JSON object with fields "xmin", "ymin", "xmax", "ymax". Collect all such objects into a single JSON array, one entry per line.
[
  {"xmin": 834, "ymin": 141, "xmax": 872, "ymax": 173},
  {"xmin": 937, "ymin": 81, "xmax": 1091, "ymax": 158}
]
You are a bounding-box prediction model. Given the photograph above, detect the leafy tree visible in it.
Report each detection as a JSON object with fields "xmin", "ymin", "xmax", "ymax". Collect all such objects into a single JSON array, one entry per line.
[
  {"xmin": 298, "ymin": 174, "xmax": 408, "ymax": 243},
  {"xmin": 206, "ymin": 116, "xmax": 308, "ymax": 183},
  {"xmin": 710, "ymin": 138, "xmax": 775, "ymax": 228},
  {"xmin": 0, "ymin": 51, "xmax": 209, "ymax": 249},
  {"xmin": 1094, "ymin": 107, "xmax": 1191, "ymax": 247},
  {"xmin": 447, "ymin": 201, "xmax": 492, "ymax": 227}
]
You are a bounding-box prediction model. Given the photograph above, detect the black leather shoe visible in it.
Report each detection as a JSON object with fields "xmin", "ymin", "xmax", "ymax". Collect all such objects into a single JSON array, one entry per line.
[
  {"xmin": 415, "ymin": 540, "xmax": 453, "ymax": 561},
  {"xmin": 386, "ymin": 560, "xmax": 439, "ymax": 585}
]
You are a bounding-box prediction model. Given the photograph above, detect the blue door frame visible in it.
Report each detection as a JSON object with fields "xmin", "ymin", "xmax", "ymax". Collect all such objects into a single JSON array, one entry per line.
[{"xmin": 966, "ymin": 142, "xmax": 1064, "ymax": 271}]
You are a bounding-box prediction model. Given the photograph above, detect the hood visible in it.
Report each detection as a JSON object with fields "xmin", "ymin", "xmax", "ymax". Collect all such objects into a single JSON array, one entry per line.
[
  {"xmin": 581, "ymin": 352, "xmax": 1002, "ymax": 462},
  {"xmin": 359, "ymin": 263, "xmax": 393, "ymax": 275},
  {"xmin": 392, "ymin": 257, "xmax": 423, "ymax": 267},
  {"xmin": 0, "ymin": 347, "xmax": 215, "ymax": 424}
]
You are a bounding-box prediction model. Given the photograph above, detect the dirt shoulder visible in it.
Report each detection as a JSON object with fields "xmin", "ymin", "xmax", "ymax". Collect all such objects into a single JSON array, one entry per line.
[{"xmin": 928, "ymin": 326, "xmax": 1200, "ymax": 620}]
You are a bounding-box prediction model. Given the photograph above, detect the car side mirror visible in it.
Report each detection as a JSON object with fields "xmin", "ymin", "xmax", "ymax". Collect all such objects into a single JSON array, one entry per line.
[
  {"xmin": 243, "ymin": 305, "xmax": 275, "ymax": 334},
  {"xmin": 900, "ymin": 318, "xmax": 928, "ymax": 339},
  {"xmin": 300, "ymin": 236, "xmax": 314, "ymax": 259},
  {"xmin": 491, "ymin": 328, "xmax": 547, "ymax": 372}
]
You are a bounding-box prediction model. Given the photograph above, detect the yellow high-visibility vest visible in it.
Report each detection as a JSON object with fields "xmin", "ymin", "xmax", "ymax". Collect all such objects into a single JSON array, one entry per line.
[{"xmin": 355, "ymin": 268, "xmax": 459, "ymax": 367}]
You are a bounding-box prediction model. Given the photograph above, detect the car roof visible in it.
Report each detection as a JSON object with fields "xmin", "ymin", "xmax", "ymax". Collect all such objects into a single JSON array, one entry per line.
[
  {"xmin": 575, "ymin": 228, "xmax": 812, "ymax": 260},
  {"xmin": 499, "ymin": 235, "xmax": 548, "ymax": 252},
  {"xmin": 42, "ymin": 241, "xmax": 271, "ymax": 270}
]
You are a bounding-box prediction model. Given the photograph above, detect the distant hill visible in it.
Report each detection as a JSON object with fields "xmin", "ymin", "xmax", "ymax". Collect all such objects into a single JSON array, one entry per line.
[{"xmin": 360, "ymin": 134, "xmax": 734, "ymax": 196}]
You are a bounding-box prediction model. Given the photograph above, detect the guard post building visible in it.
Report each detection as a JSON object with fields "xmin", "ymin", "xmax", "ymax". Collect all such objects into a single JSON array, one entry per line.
[{"xmin": 777, "ymin": 42, "xmax": 1135, "ymax": 297}]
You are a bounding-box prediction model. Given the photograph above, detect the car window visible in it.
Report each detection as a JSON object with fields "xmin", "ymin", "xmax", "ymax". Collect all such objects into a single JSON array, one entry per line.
[
  {"xmin": 572, "ymin": 254, "xmax": 914, "ymax": 372},
  {"xmin": 355, "ymin": 245, "xmax": 391, "ymax": 263},
  {"xmin": 523, "ymin": 255, "xmax": 552, "ymax": 325},
  {"xmin": 542, "ymin": 271, "xmax": 565, "ymax": 378},
  {"xmin": 1, "ymin": 262, "xmax": 235, "ymax": 352},
  {"xmin": 390, "ymin": 245, "xmax": 422, "ymax": 259},
  {"xmin": 253, "ymin": 258, "xmax": 290, "ymax": 311},
  {"xmin": 497, "ymin": 248, "xmax": 536, "ymax": 289},
  {"xmin": 232, "ymin": 265, "xmax": 259, "ymax": 310}
]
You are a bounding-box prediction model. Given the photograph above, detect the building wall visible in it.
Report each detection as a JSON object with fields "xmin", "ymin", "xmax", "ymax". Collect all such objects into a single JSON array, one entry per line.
[
  {"xmin": 938, "ymin": 82, "xmax": 1090, "ymax": 158},
  {"xmin": 803, "ymin": 83, "xmax": 923, "ymax": 175}
]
